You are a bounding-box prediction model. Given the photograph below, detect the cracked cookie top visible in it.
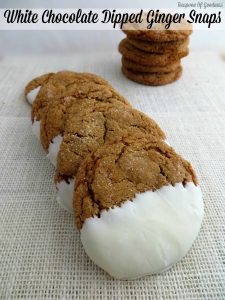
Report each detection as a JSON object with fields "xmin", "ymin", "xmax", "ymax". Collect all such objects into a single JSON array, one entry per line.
[
  {"xmin": 40, "ymin": 86, "xmax": 133, "ymax": 150},
  {"xmin": 74, "ymin": 134, "xmax": 197, "ymax": 229},
  {"xmin": 55, "ymin": 102, "xmax": 166, "ymax": 180},
  {"xmin": 30, "ymin": 71, "xmax": 130, "ymax": 122}
]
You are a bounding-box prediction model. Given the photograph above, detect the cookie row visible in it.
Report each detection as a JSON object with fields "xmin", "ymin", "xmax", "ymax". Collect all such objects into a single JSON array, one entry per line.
[
  {"xmin": 25, "ymin": 71, "xmax": 203, "ymax": 279},
  {"xmin": 25, "ymin": 71, "xmax": 164, "ymax": 211},
  {"xmin": 119, "ymin": 27, "xmax": 192, "ymax": 85}
]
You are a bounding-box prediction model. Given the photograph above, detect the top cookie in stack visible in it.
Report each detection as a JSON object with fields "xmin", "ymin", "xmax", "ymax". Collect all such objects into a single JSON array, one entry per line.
[{"xmin": 119, "ymin": 19, "xmax": 192, "ymax": 86}]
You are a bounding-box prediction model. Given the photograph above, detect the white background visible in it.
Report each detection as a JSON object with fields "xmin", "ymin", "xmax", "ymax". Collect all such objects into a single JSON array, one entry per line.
[{"xmin": 0, "ymin": 0, "xmax": 225, "ymax": 55}]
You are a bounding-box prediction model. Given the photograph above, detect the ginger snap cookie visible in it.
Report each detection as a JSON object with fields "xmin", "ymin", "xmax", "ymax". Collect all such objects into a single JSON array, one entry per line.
[
  {"xmin": 25, "ymin": 71, "xmax": 112, "ymax": 106},
  {"xmin": 26, "ymin": 71, "xmax": 130, "ymax": 149},
  {"xmin": 122, "ymin": 65, "xmax": 182, "ymax": 86},
  {"xmin": 39, "ymin": 97, "xmax": 128, "ymax": 170},
  {"xmin": 25, "ymin": 72, "xmax": 203, "ymax": 280},
  {"xmin": 53, "ymin": 103, "xmax": 165, "ymax": 212},
  {"xmin": 122, "ymin": 15, "xmax": 192, "ymax": 42},
  {"xmin": 127, "ymin": 37, "xmax": 189, "ymax": 54},
  {"xmin": 74, "ymin": 134, "xmax": 204, "ymax": 279},
  {"xmin": 56, "ymin": 102, "xmax": 165, "ymax": 177},
  {"xmin": 39, "ymin": 86, "xmax": 133, "ymax": 152},
  {"xmin": 119, "ymin": 39, "xmax": 188, "ymax": 66},
  {"xmin": 25, "ymin": 71, "xmax": 130, "ymax": 122},
  {"xmin": 122, "ymin": 57, "xmax": 180, "ymax": 73},
  {"xmin": 26, "ymin": 71, "xmax": 176, "ymax": 218}
]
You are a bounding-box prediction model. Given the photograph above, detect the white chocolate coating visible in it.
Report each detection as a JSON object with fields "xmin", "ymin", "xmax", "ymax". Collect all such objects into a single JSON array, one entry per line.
[
  {"xmin": 81, "ymin": 183, "xmax": 204, "ymax": 280},
  {"xmin": 46, "ymin": 135, "xmax": 63, "ymax": 167},
  {"xmin": 32, "ymin": 123, "xmax": 62, "ymax": 168},
  {"xmin": 31, "ymin": 119, "xmax": 175, "ymax": 229},
  {"xmin": 31, "ymin": 127, "xmax": 73, "ymax": 212},
  {"xmin": 54, "ymin": 141, "xmax": 170, "ymax": 215},
  {"xmin": 56, "ymin": 178, "xmax": 75, "ymax": 213},
  {"xmin": 26, "ymin": 86, "xmax": 41, "ymax": 105}
]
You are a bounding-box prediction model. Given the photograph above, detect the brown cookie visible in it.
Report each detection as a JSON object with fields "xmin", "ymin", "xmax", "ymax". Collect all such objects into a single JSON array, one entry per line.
[
  {"xmin": 122, "ymin": 57, "xmax": 181, "ymax": 73},
  {"xmin": 122, "ymin": 65, "xmax": 182, "ymax": 86},
  {"xmin": 55, "ymin": 102, "xmax": 166, "ymax": 181},
  {"xmin": 74, "ymin": 133, "xmax": 197, "ymax": 229},
  {"xmin": 119, "ymin": 39, "xmax": 188, "ymax": 66},
  {"xmin": 122, "ymin": 15, "xmax": 192, "ymax": 42},
  {"xmin": 127, "ymin": 37, "xmax": 189, "ymax": 54},
  {"xmin": 27, "ymin": 71, "xmax": 130, "ymax": 122},
  {"xmin": 40, "ymin": 86, "xmax": 131, "ymax": 151},
  {"xmin": 25, "ymin": 71, "xmax": 110, "ymax": 100}
]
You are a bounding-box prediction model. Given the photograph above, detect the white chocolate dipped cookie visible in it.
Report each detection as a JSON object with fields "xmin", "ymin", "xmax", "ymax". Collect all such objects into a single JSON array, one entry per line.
[
  {"xmin": 25, "ymin": 71, "xmax": 132, "ymax": 212},
  {"xmin": 74, "ymin": 134, "xmax": 204, "ymax": 279},
  {"xmin": 26, "ymin": 73, "xmax": 165, "ymax": 213},
  {"xmin": 53, "ymin": 101, "xmax": 165, "ymax": 214},
  {"xmin": 25, "ymin": 71, "xmax": 129, "ymax": 121},
  {"xmin": 25, "ymin": 71, "xmax": 130, "ymax": 166}
]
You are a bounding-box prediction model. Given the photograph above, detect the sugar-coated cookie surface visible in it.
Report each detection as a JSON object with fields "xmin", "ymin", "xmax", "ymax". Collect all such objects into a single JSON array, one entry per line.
[
  {"xmin": 30, "ymin": 71, "xmax": 130, "ymax": 123},
  {"xmin": 53, "ymin": 102, "xmax": 165, "ymax": 213},
  {"xmin": 25, "ymin": 71, "xmax": 131, "ymax": 153},
  {"xmin": 74, "ymin": 134, "xmax": 197, "ymax": 229},
  {"xmin": 55, "ymin": 101, "xmax": 165, "ymax": 180},
  {"xmin": 39, "ymin": 88, "xmax": 130, "ymax": 151},
  {"xmin": 25, "ymin": 71, "xmax": 111, "ymax": 107}
]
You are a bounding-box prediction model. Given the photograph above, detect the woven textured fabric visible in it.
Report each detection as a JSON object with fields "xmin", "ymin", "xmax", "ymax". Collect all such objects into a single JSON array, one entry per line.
[{"xmin": 0, "ymin": 52, "xmax": 224, "ymax": 300}]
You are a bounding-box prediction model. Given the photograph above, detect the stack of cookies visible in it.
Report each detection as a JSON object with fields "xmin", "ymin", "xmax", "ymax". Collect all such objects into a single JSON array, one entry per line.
[
  {"xmin": 119, "ymin": 24, "xmax": 192, "ymax": 85},
  {"xmin": 25, "ymin": 71, "xmax": 203, "ymax": 280}
]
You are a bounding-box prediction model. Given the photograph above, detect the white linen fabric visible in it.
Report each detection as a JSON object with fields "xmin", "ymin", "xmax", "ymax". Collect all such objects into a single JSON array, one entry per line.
[{"xmin": 0, "ymin": 52, "xmax": 224, "ymax": 299}]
